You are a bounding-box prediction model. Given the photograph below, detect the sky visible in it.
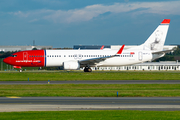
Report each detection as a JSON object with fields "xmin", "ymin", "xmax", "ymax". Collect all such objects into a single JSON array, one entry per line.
[{"xmin": 0, "ymin": 0, "xmax": 180, "ymax": 48}]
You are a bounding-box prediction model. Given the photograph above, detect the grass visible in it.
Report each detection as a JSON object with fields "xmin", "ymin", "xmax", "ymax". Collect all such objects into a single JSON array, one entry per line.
[
  {"xmin": 0, "ymin": 111, "xmax": 180, "ymax": 120},
  {"xmin": 1, "ymin": 84, "xmax": 180, "ymax": 97},
  {"xmin": 0, "ymin": 71, "xmax": 180, "ymax": 81}
]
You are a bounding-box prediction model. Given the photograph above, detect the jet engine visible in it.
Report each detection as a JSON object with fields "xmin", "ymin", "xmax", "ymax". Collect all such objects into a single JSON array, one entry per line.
[{"xmin": 63, "ymin": 61, "xmax": 80, "ymax": 70}]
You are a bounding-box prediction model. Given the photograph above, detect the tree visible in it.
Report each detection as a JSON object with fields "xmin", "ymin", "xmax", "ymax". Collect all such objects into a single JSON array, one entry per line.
[
  {"xmin": 32, "ymin": 47, "xmax": 38, "ymax": 50},
  {"xmin": 0, "ymin": 51, "xmax": 15, "ymax": 58}
]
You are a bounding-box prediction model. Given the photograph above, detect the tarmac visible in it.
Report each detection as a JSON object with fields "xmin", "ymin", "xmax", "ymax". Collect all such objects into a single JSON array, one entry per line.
[
  {"xmin": 1, "ymin": 80, "xmax": 180, "ymax": 112},
  {"xmin": 1, "ymin": 97, "xmax": 180, "ymax": 111}
]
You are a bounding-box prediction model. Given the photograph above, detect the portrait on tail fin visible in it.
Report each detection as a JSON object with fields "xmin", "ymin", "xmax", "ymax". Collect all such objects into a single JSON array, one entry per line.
[{"xmin": 150, "ymin": 30, "xmax": 163, "ymax": 51}]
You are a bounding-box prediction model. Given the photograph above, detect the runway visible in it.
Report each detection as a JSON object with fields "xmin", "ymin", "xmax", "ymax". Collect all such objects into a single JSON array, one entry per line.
[
  {"xmin": 0, "ymin": 80, "xmax": 180, "ymax": 84},
  {"xmin": 1, "ymin": 81, "xmax": 180, "ymax": 112},
  {"xmin": 1, "ymin": 97, "xmax": 180, "ymax": 111}
]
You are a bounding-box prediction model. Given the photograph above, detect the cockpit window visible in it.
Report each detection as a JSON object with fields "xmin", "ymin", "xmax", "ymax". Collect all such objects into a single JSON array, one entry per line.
[{"xmin": 10, "ymin": 55, "xmax": 17, "ymax": 57}]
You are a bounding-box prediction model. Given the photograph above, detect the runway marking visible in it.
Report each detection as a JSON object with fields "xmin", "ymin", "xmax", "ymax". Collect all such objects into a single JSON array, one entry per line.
[{"xmin": 6, "ymin": 96, "xmax": 21, "ymax": 98}]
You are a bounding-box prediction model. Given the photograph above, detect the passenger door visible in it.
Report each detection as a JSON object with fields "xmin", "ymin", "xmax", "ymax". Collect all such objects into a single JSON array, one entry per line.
[
  {"xmin": 23, "ymin": 52, "xmax": 28, "ymax": 61},
  {"xmin": 138, "ymin": 52, "xmax": 143, "ymax": 61}
]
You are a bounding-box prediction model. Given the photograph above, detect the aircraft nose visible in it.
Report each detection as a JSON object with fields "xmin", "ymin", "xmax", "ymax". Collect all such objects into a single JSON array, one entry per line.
[{"xmin": 3, "ymin": 58, "xmax": 9, "ymax": 64}]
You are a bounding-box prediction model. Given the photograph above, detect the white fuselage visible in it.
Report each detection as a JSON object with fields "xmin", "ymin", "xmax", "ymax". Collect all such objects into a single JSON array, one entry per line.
[{"xmin": 45, "ymin": 49, "xmax": 152, "ymax": 67}]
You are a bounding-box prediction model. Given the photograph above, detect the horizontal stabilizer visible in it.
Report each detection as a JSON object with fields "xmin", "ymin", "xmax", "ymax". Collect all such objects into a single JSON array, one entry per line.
[{"xmin": 152, "ymin": 47, "xmax": 177, "ymax": 54}]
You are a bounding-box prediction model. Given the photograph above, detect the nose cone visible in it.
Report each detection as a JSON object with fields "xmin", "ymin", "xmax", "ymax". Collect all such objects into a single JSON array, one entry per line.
[{"xmin": 3, "ymin": 58, "xmax": 10, "ymax": 64}]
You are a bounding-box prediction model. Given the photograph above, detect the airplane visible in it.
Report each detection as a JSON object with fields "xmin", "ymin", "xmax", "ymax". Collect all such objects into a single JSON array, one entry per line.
[{"xmin": 3, "ymin": 19, "xmax": 172, "ymax": 72}]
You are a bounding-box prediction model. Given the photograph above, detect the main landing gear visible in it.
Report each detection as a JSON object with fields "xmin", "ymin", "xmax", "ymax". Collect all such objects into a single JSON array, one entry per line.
[
  {"xmin": 84, "ymin": 66, "xmax": 92, "ymax": 72},
  {"xmin": 19, "ymin": 69, "xmax": 23, "ymax": 72}
]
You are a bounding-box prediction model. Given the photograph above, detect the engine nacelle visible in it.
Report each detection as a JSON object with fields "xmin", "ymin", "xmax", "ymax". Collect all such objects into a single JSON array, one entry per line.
[{"xmin": 63, "ymin": 61, "xmax": 80, "ymax": 70}]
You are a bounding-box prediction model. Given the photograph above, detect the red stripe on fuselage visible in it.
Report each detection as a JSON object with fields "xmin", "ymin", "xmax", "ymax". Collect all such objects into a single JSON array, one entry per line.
[{"xmin": 4, "ymin": 50, "xmax": 45, "ymax": 67}]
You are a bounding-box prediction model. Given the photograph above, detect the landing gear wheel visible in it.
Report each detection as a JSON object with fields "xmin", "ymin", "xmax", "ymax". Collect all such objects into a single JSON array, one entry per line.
[
  {"xmin": 87, "ymin": 68, "xmax": 92, "ymax": 72},
  {"xmin": 84, "ymin": 67, "xmax": 92, "ymax": 72},
  {"xmin": 19, "ymin": 69, "xmax": 23, "ymax": 72}
]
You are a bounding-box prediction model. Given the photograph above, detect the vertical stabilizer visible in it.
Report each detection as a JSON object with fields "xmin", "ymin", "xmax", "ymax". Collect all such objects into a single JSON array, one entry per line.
[
  {"xmin": 129, "ymin": 19, "xmax": 170, "ymax": 51},
  {"xmin": 143, "ymin": 19, "xmax": 170, "ymax": 51}
]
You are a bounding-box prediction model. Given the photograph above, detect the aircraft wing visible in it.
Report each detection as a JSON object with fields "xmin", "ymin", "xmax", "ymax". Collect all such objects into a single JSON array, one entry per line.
[
  {"xmin": 79, "ymin": 45, "xmax": 125, "ymax": 66},
  {"xmin": 79, "ymin": 55, "xmax": 114, "ymax": 65}
]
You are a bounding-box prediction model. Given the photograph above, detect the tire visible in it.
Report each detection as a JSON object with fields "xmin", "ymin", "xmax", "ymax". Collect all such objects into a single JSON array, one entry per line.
[{"xmin": 88, "ymin": 68, "xmax": 92, "ymax": 72}]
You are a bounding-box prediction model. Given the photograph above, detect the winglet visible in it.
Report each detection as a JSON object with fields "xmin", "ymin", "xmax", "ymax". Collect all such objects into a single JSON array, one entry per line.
[
  {"xmin": 117, "ymin": 45, "xmax": 125, "ymax": 54},
  {"xmin": 100, "ymin": 45, "xmax": 104, "ymax": 50}
]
